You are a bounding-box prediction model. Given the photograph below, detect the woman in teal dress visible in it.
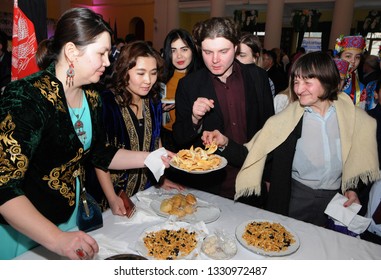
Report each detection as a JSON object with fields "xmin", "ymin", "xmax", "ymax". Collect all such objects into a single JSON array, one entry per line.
[{"xmin": 0, "ymin": 8, "xmax": 173, "ymax": 260}]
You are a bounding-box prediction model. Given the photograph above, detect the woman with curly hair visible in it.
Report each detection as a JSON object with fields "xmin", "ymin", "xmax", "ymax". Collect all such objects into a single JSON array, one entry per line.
[{"xmin": 91, "ymin": 41, "xmax": 183, "ymax": 214}]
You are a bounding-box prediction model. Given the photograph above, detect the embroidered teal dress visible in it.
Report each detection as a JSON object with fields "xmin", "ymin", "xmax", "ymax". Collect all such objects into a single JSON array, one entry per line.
[{"xmin": 0, "ymin": 63, "xmax": 118, "ymax": 259}]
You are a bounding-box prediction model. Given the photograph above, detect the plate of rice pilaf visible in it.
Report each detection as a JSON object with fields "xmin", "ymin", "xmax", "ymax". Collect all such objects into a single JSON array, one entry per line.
[
  {"xmin": 136, "ymin": 222, "xmax": 205, "ymax": 260},
  {"xmin": 236, "ymin": 220, "xmax": 300, "ymax": 257}
]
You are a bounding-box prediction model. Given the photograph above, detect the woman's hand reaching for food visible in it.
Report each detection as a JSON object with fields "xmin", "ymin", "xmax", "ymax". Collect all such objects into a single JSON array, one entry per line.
[{"xmin": 202, "ymin": 130, "xmax": 229, "ymax": 148}]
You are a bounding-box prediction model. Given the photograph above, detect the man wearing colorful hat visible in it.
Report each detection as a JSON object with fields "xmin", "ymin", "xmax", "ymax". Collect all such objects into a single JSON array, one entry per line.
[{"xmin": 334, "ymin": 35, "xmax": 367, "ymax": 109}]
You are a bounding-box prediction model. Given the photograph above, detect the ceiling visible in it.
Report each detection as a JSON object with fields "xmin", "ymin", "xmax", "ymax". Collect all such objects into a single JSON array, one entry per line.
[{"xmin": 178, "ymin": 0, "xmax": 381, "ymax": 13}]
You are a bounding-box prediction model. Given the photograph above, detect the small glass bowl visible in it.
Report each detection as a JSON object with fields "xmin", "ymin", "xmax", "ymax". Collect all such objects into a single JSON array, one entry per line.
[{"xmin": 201, "ymin": 234, "xmax": 237, "ymax": 260}]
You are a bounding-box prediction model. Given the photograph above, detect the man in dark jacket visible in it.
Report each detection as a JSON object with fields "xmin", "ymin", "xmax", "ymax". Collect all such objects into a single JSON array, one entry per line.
[
  {"xmin": 172, "ymin": 17, "xmax": 274, "ymax": 207},
  {"xmin": 262, "ymin": 49, "xmax": 288, "ymax": 95}
]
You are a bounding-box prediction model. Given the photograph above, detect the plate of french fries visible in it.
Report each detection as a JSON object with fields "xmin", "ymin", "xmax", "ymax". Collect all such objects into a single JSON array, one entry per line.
[{"xmin": 170, "ymin": 144, "xmax": 227, "ymax": 174}]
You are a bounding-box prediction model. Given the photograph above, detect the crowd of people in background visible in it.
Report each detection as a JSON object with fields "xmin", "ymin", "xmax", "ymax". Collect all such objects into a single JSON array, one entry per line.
[{"xmin": 1, "ymin": 7, "xmax": 381, "ymax": 260}]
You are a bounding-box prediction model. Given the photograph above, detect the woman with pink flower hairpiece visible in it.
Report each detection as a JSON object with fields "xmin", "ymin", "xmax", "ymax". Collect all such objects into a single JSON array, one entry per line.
[{"xmin": 334, "ymin": 35, "xmax": 367, "ymax": 109}]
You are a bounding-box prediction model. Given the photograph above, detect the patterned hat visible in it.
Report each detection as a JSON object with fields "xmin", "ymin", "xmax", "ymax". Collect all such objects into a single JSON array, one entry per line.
[
  {"xmin": 334, "ymin": 35, "xmax": 366, "ymax": 56},
  {"xmin": 333, "ymin": 58, "xmax": 350, "ymax": 79}
]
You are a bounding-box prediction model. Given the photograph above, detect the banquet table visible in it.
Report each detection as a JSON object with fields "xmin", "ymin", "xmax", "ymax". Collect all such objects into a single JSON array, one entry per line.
[{"xmin": 15, "ymin": 187, "xmax": 381, "ymax": 260}]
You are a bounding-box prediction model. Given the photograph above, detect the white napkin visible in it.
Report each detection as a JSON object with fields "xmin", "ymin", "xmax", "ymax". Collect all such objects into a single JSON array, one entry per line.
[
  {"xmin": 144, "ymin": 147, "xmax": 167, "ymax": 182},
  {"xmin": 324, "ymin": 193, "xmax": 371, "ymax": 234},
  {"xmin": 136, "ymin": 187, "xmax": 181, "ymax": 202},
  {"xmin": 92, "ymin": 233, "xmax": 137, "ymax": 259}
]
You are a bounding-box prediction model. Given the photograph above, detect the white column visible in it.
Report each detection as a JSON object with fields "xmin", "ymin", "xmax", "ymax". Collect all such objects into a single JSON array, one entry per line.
[
  {"xmin": 263, "ymin": 0, "xmax": 284, "ymax": 50},
  {"xmin": 210, "ymin": 0, "xmax": 225, "ymax": 18},
  {"xmin": 329, "ymin": 0, "xmax": 355, "ymax": 49}
]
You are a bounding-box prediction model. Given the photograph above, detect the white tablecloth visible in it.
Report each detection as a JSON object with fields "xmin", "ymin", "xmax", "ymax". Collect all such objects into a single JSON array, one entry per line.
[{"xmin": 15, "ymin": 187, "xmax": 381, "ymax": 260}]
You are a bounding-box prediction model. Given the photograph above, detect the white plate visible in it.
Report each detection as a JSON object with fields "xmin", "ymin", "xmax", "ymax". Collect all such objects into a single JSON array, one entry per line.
[
  {"xmin": 161, "ymin": 99, "xmax": 175, "ymax": 104},
  {"xmin": 150, "ymin": 196, "xmax": 220, "ymax": 223},
  {"xmin": 235, "ymin": 219, "xmax": 300, "ymax": 257},
  {"xmin": 135, "ymin": 221, "xmax": 205, "ymax": 260},
  {"xmin": 169, "ymin": 155, "xmax": 227, "ymax": 174}
]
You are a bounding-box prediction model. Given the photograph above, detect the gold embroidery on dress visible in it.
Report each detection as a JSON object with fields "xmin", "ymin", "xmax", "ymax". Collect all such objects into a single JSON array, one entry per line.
[
  {"xmin": 116, "ymin": 99, "xmax": 153, "ymax": 196},
  {"xmin": 0, "ymin": 114, "xmax": 28, "ymax": 186},
  {"xmin": 33, "ymin": 75, "xmax": 65, "ymax": 112},
  {"xmin": 85, "ymin": 89, "xmax": 100, "ymax": 109},
  {"xmin": 42, "ymin": 148, "xmax": 84, "ymax": 206}
]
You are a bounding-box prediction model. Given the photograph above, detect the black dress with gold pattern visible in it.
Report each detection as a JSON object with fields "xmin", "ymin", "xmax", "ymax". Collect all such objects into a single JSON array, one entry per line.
[{"xmin": 0, "ymin": 63, "xmax": 118, "ymax": 225}]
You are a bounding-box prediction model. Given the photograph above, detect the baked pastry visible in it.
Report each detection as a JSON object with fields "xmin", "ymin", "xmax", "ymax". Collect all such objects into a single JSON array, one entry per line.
[
  {"xmin": 169, "ymin": 208, "xmax": 186, "ymax": 217},
  {"xmin": 185, "ymin": 193, "xmax": 197, "ymax": 205},
  {"xmin": 184, "ymin": 204, "xmax": 196, "ymax": 214},
  {"xmin": 159, "ymin": 193, "xmax": 198, "ymax": 217},
  {"xmin": 160, "ymin": 199, "xmax": 173, "ymax": 213}
]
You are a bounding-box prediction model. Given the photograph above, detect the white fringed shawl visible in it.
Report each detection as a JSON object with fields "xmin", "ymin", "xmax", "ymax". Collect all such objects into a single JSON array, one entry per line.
[{"xmin": 235, "ymin": 92, "xmax": 380, "ymax": 199}]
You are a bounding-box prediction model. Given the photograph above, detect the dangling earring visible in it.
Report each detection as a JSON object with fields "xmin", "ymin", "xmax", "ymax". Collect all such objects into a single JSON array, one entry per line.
[{"xmin": 66, "ymin": 62, "xmax": 75, "ymax": 87}]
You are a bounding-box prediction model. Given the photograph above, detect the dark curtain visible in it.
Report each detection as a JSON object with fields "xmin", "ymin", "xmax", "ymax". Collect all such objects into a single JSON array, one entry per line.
[
  {"xmin": 297, "ymin": 31, "xmax": 305, "ymax": 48},
  {"xmin": 280, "ymin": 28, "xmax": 293, "ymax": 56},
  {"xmin": 19, "ymin": 0, "xmax": 47, "ymax": 44},
  {"xmin": 358, "ymin": 21, "xmax": 368, "ymax": 37},
  {"xmin": 320, "ymin": 22, "xmax": 331, "ymax": 52}
]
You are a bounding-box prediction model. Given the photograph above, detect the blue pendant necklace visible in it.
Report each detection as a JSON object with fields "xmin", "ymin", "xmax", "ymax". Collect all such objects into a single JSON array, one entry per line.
[{"xmin": 68, "ymin": 92, "xmax": 87, "ymax": 145}]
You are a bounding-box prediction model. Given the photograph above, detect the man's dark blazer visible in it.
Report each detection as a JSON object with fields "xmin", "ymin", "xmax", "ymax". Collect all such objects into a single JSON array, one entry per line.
[{"xmin": 173, "ymin": 61, "xmax": 274, "ymax": 150}]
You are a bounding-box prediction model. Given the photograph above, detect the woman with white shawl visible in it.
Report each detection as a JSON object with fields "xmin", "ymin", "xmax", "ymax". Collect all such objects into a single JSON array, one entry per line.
[{"xmin": 202, "ymin": 52, "xmax": 380, "ymax": 226}]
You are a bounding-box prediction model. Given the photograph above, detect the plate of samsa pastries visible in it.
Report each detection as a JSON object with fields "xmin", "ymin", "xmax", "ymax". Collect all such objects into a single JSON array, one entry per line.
[{"xmin": 150, "ymin": 193, "xmax": 221, "ymax": 223}]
